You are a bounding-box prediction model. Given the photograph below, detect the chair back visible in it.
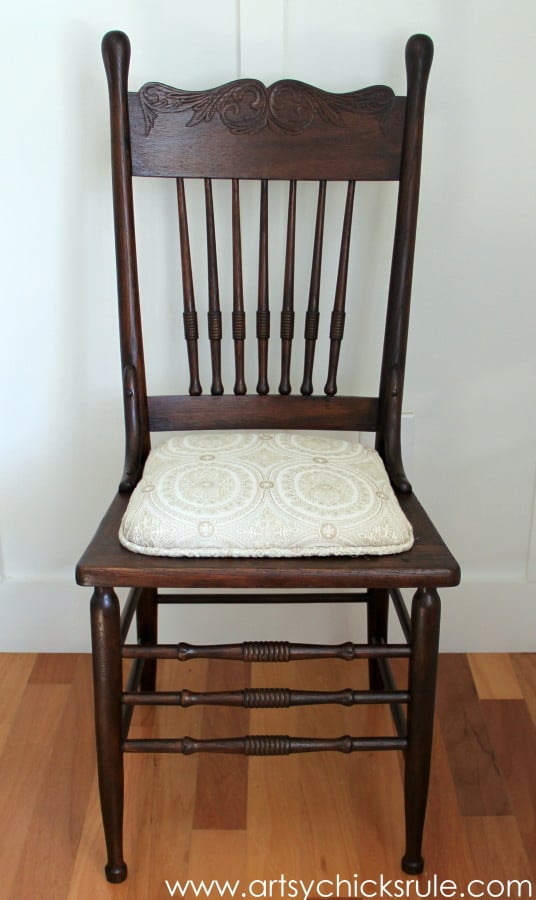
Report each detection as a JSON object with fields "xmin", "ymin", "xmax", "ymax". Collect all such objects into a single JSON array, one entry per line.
[{"xmin": 102, "ymin": 32, "xmax": 433, "ymax": 494}]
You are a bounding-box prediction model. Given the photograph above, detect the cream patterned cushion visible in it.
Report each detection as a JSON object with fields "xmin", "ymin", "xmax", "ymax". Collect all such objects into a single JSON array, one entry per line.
[{"xmin": 119, "ymin": 432, "xmax": 414, "ymax": 558}]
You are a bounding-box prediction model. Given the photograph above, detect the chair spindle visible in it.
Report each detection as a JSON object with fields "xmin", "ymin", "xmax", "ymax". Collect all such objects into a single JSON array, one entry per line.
[
  {"xmin": 324, "ymin": 180, "xmax": 356, "ymax": 396},
  {"xmin": 204, "ymin": 179, "xmax": 223, "ymax": 395},
  {"xmin": 257, "ymin": 179, "xmax": 270, "ymax": 394},
  {"xmin": 301, "ymin": 180, "xmax": 326, "ymax": 396},
  {"xmin": 279, "ymin": 180, "xmax": 297, "ymax": 395},
  {"xmin": 176, "ymin": 178, "xmax": 202, "ymax": 395},
  {"xmin": 231, "ymin": 179, "xmax": 246, "ymax": 395}
]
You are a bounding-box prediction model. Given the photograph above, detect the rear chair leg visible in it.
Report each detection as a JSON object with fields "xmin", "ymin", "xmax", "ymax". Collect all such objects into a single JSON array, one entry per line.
[
  {"xmin": 402, "ymin": 587, "xmax": 441, "ymax": 875},
  {"xmin": 136, "ymin": 587, "xmax": 158, "ymax": 691},
  {"xmin": 367, "ymin": 588, "xmax": 389, "ymax": 690},
  {"xmin": 90, "ymin": 587, "xmax": 127, "ymax": 883}
]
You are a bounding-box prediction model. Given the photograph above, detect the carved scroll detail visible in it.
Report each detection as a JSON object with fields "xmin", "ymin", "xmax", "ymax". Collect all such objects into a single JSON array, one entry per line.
[{"xmin": 140, "ymin": 79, "xmax": 395, "ymax": 136}]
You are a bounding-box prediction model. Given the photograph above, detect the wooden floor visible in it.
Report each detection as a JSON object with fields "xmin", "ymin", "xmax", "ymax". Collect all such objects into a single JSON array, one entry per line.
[{"xmin": 0, "ymin": 652, "xmax": 534, "ymax": 899}]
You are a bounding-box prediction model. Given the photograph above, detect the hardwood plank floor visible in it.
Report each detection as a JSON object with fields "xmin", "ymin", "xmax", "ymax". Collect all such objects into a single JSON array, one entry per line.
[
  {"xmin": 435, "ymin": 654, "xmax": 511, "ymax": 816},
  {"xmin": 193, "ymin": 660, "xmax": 251, "ymax": 831},
  {"xmin": 0, "ymin": 652, "xmax": 534, "ymax": 899}
]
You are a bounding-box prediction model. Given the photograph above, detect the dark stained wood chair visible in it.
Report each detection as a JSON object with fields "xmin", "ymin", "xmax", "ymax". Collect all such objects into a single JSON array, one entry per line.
[{"xmin": 76, "ymin": 30, "xmax": 460, "ymax": 883}]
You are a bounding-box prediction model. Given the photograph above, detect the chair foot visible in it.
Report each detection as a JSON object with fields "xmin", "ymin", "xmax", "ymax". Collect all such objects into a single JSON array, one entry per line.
[
  {"xmin": 401, "ymin": 855, "xmax": 424, "ymax": 875},
  {"xmin": 105, "ymin": 862, "xmax": 128, "ymax": 883}
]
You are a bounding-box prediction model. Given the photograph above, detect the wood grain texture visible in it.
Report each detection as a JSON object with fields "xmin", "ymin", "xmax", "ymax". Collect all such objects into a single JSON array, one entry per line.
[
  {"xmin": 247, "ymin": 660, "xmax": 321, "ymax": 880},
  {"xmin": 188, "ymin": 830, "xmax": 247, "ymax": 892},
  {"xmin": 468, "ymin": 652, "xmax": 523, "ymax": 699},
  {"xmin": 482, "ymin": 700, "xmax": 536, "ymax": 871},
  {"xmin": 193, "ymin": 659, "xmax": 250, "ymax": 830},
  {"xmin": 12, "ymin": 656, "xmax": 94, "ymax": 900},
  {"xmin": 146, "ymin": 393, "xmax": 380, "ymax": 432},
  {"xmin": 512, "ymin": 653, "xmax": 536, "ymax": 726},
  {"xmin": 0, "ymin": 682, "xmax": 70, "ymax": 899},
  {"xmin": 421, "ymin": 722, "xmax": 475, "ymax": 882},
  {"xmin": 0, "ymin": 653, "xmax": 36, "ymax": 755},
  {"xmin": 464, "ymin": 816, "xmax": 534, "ymax": 886},
  {"xmin": 128, "ymin": 90, "xmax": 406, "ymax": 181},
  {"xmin": 435, "ymin": 653, "xmax": 511, "ymax": 816},
  {"xmin": 29, "ymin": 652, "xmax": 79, "ymax": 684},
  {"xmin": 0, "ymin": 652, "xmax": 535, "ymax": 897}
]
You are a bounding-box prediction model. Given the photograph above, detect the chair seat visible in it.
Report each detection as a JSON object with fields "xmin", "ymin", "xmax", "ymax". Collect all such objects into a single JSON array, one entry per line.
[
  {"xmin": 77, "ymin": 478, "xmax": 459, "ymax": 590},
  {"xmin": 118, "ymin": 431, "xmax": 414, "ymax": 559}
]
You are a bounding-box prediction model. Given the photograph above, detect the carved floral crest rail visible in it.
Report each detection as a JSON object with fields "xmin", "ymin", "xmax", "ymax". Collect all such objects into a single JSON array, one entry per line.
[{"xmin": 139, "ymin": 79, "xmax": 395, "ymax": 136}]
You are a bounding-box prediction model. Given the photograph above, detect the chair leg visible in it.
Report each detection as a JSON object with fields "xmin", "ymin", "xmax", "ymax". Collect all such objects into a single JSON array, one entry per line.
[
  {"xmin": 136, "ymin": 587, "xmax": 158, "ymax": 691},
  {"xmin": 402, "ymin": 587, "xmax": 441, "ymax": 875},
  {"xmin": 90, "ymin": 587, "xmax": 127, "ymax": 883},
  {"xmin": 367, "ymin": 588, "xmax": 389, "ymax": 690}
]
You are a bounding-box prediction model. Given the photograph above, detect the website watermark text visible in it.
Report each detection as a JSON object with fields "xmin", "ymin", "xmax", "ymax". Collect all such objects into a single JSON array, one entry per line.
[{"xmin": 164, "ymin": 872, "xmax": 533, "ymax": 899}]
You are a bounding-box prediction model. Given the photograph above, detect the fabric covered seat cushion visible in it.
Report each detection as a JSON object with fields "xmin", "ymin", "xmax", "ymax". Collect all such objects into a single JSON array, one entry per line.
[{"xmin": 118, "ymin": 431, "xmax": 414, "ymax": 558}]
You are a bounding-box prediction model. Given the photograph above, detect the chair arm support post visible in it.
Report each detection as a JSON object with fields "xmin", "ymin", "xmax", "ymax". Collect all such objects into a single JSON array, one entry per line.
[
  {"xmin": 119, "ymin": 364, "xmax": 144, "ymax": 491},
  {"xmin": 383, "ymin": 364, "xmax": 412, "ymax": 493}
]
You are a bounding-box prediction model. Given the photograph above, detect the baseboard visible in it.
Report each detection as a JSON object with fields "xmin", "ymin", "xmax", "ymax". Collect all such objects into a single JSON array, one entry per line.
[{"xmin": 0, "ymin": 578, "xmax": 534, "ymax": 652}]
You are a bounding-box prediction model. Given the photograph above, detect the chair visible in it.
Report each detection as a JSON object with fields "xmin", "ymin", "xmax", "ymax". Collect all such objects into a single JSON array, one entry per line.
[{"xmin": 76, "ymin": 30, "xmax": 460, "ymax": 883}]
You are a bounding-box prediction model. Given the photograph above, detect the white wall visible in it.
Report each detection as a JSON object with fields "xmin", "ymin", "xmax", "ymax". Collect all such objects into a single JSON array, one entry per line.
[{"xmin": 1, "ymin": 1, "xmax": 535, "ymax": 651}]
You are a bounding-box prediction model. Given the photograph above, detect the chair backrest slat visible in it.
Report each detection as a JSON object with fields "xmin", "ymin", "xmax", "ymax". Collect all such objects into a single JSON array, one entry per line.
[
  {"xmin": 301, "ymin": 180, "xmax": 326, "ymax": 396},
  {"xmin": 231, "ymin": 178, "xmax": 246, "ymax": 395},
  {"xmin": 176, "ymin": 177, "xmax": 201, "ymax": 395},
  {"xmin": 204, "ymin": 178, "xmax": 223, "ymax": 395},
  {"xmin": 148, "ymin": 394, "xmax": 379, "ymax": 433},
  {"xmin": 256, "ymin": 179, "xmax": 270, "ymax": 395},
  {"xmin": 324, "ymin": 180, "xmax": 356, "ymax": 396},
  {"xmin": 279, "ymin": 180, "xmax": 297, "ymax": 395}
]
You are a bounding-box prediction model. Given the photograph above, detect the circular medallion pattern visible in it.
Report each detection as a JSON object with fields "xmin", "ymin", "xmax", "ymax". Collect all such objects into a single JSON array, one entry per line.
[{"xmin": 159, "ymin": 463, "xmax": 258, "ymax": 520}]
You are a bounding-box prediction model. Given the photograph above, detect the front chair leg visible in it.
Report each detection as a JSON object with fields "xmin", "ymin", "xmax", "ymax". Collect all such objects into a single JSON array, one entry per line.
[
  {"xmin": 402, "ymin": 587, "xmax": 441, "ymax": 875},
  {"xmin": 367, "ymin": 588, "xmax": 389, "ymax": 690},
  {"xmin": 136, "ymin": 587, "xmax": 158, "ymax": 691},
  {"xmin": 90, "ymin": 587, "xmax": 127, "ymax": 883}
]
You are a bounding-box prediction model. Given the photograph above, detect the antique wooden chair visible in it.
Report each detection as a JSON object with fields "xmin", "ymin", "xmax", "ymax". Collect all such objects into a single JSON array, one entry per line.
[{"xmin": 76, "ymin": 30, "xmax": 460, "ymax": 882}]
